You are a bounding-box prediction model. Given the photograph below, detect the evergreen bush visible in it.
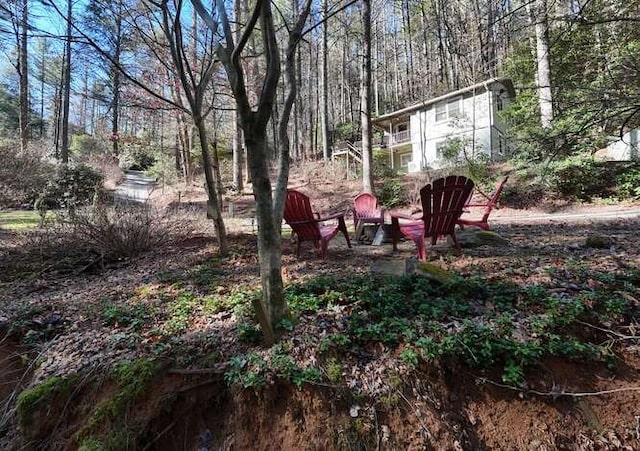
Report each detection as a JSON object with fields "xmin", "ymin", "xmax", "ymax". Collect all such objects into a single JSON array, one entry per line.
[{"xmin": 35, "ymin": 164, "xmax": 104, "ymax": 214}]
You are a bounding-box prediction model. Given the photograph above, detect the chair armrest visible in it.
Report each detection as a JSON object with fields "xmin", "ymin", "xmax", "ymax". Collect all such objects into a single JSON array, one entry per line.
[
  {"xmin": 286, "ymin": 219, "xmax": 316, "ymax": 226},
  {"xmin": 390, "ymin": 211, "xmax": 421, "ymax": 221},
  {"xmin": 318, "ymin": 211, "xmax": 346, "ymax": 222}
]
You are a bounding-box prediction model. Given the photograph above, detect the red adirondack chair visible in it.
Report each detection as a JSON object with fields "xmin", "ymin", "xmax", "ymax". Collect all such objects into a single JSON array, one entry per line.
[
  {"xmin": 352, "ymin": 192, "xmax": 385, "ymax": 241},
  {"xmin": 391, "ymin": 175, "xmax": 474, "ymax": 260},
  {"xmin": 284, "ymin": 189, "xmax": 351, "ymax": 259},
  {"xmin": 457, "ymin": 176, "xmax": 509, "ymax": 231}
]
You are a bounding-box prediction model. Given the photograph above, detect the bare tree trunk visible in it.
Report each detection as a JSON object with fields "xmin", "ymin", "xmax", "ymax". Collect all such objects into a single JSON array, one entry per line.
[
  {"xmin": 60, "ymin": 0, "xmax": 72, "ymax": 163},
  {"xmin": 194, "ymin": 0, "xmax": 311, "ymax": 342},
  {"xmin": 293, "ymin": 40, "xmax": 302, "ymax": 160},
  {"xmin": 393, "ymin": 31, "xmax": 400, "ymax": 104},
  {"xmin": 320, "ymin": 0, "xmax": 330, "ymax": 160},
  {"xmin": 158, "ymin": 2, "xmax": 227, "ymax": 252},
  {"xmin": 196, "ymin": 117, "xmax": 228, "ymax": 254},
  {"xmin": 53, "ymin": 66, "xmax": 62, "ymax": 156},
  {"xmin": 373, "ymin": 19, "xmax": 379, "ymax": 116},
  {"xmin": 533, "ymin": 0, "xmax": 553, "ymax": 128},
  {"xmin": 174, "ymin": 130, "xmax": 181, "ymax": 175},
  {"xmin": 111, "ymin": 12, "xmax": 123, "ymax": 155},
  {"xmin": 361, "ymin": 0, "xmax": 373, "ymax": 192},
  {"xmin": 232, "ymin": 0, "xmax": 244, "ymax": 190},
  {"xmin": 18, "ymin": 0, "xmax": 29, "ymax": 151},
  {"xmin": 168, "ymin": 74, "xmax": 192, "ymax": 181},
  {"xmin": 402, "ymin": 0, "xmax": 414, "ymax": 101},
  {"xmin": 340, "ymin": 42, "xmax": 346, "ymax": 123},
  {"xmin": 232, "ymin": 112, "xmax": 244, "ymax": 190},
  {"xmin": 435, "ymin": 0, "xmax": 449, "ymax": 88},
  {"xmin": 81, "ymin": 67, "xmax": 89, "ymax": 133},
  {"xmin": 39, "ymin": 38, "xmax": 47, "ymax": 138}
]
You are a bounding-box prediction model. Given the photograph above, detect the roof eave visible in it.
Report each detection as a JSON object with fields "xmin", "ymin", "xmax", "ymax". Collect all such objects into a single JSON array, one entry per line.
[{"xmin": 372, "ymin": 77, "xmax": 515, "ymax": 127}]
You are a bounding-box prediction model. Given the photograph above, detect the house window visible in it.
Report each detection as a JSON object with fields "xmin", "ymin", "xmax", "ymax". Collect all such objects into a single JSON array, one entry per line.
[
  {"xmin": 399, "ymin": 153, "xmax": 412, "ymax": 170},
  {"xmin": 447, "ymin": 98, "xmax": 461, "ymax": 118},
  {"xmin": 435, "ymin": 97, "xmax": 462, "ymax": 122},
  {"xmin": 435, "ymin": 103, "xmax": 447, "ymax": 122}
]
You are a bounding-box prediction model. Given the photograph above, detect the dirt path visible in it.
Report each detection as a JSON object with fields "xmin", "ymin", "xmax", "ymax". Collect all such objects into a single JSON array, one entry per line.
[{"xmin": 114, "ymin": 170, "xmax": 156, "ymax": 203}]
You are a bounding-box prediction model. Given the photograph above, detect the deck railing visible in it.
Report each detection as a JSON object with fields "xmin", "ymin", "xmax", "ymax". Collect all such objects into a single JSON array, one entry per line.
[
  {"xmin": 334, "ymin": 130, "xmax": 410, "ymax": 154},
  {"xmin": 382, "ymin": 130, "xmax": 410, "ymax": 146}
]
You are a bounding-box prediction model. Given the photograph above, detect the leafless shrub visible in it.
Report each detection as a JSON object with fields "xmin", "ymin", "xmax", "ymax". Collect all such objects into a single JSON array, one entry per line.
[
  {"xmin": 2, "ymin": 204, "xmax": 195, "ymax": 280},
  {"xmin": 291, "ymin": 160, "xmax": 349, "ymax": 186},
  {"xmin": 63, "ymin": 203, "xmax": 194, "ymax": 259},
  {"xmin": 0, "ymin": 141, "xmax": 55, "ymax": 207}
]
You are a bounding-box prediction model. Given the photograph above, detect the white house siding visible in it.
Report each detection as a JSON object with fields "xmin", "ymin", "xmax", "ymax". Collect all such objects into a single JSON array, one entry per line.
[
  {"xmin": 602, "ymin": 130, "xmax": 639, "ymax": 161},
  {"xmin": 409, "ymin": 90, "xmax": 498, "ymax": 169},
  {"xmin": 374, "ymin": 78, "xmax": 515, "ymax": 172}
]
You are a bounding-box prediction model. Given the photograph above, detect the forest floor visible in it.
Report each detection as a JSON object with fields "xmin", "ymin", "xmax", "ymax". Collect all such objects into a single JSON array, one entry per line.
[{"xmin": 1, "ymin": 169, "xmax": 640, "ymax": 450}]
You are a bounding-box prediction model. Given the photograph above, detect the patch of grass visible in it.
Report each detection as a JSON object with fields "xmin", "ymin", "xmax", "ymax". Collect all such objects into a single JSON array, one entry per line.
[
  {"xmin": 269, "ymin": 345, "xmax": 322, "ymax": 388},
  {"xmin": 0, "ymin": 209, "xmax": 40, "ymax": 229},
  {"xmin": 325, "ymin": 358, "xmax": 343, "ymax": 383},
  {"xmin": 225, "ymin": 353, "xmax": 268, "ymax": 388},
  {"xmin": 285, "ymin": 275, "xmax": 374, "ymax": 313},
  {"xmin": 236, "ymin": 322, "xmax": 263, "ymax": 344},
  {"xmin": 162, "ymin": 291, "xmax": 199, "ymax": 335},
  {"xmin": 77, "ymin": 437, "xmax": 104, "ymax": 451},
  {"xmin": 188, "ymin": 258, "xmax": 224, "ymax": 289},
  {"xmin": 201, "ymin": 287, "xmax": 256, "ymax": 318}
]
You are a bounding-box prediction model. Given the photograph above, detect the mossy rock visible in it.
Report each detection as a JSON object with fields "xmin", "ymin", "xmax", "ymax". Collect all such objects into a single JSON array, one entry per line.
[
  {"xmin": 451, "ymin": 229, "xmax": 511, "ymax": 248},
  {"xmin": 404, "ymin": 258, "xmax": 454, "ymax": 283},
  {"xmin": 585, "ymin": 235, "xmax": 614, "ymax": 249}
]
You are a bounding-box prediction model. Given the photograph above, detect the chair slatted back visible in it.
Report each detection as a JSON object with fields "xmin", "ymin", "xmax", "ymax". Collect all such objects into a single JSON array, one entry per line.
[
  {"xmin": 284, "ymin": 190, "xmax": 321, "ymax": 241},
  {"xmin": 354, "ymin": 193, "xmax": 380, "ymax": 220},
  {"xmin": 421, "ymin": 175, "xmax": 474, "ymax": 238}
]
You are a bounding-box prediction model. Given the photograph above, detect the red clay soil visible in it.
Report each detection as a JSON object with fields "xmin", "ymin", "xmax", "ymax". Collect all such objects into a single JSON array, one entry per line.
[
  {"xmin": 140, "ymin": 356, "xmax": 640, "ymax": 450},
  {"xmin": 0, "ymin": 335, "xmax": 25, "ymax": 406}
]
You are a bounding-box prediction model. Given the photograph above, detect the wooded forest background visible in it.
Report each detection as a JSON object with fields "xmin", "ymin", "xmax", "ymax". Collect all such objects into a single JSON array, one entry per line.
[{"xmin": 1, "ymin": 0, "xmax": 639, "ymax": 181}]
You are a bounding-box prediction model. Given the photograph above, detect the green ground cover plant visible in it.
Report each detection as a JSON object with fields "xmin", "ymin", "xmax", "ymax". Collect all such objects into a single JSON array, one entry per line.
[{"xmin": 274, "ymin": 269, "xmax": 637, "ymax": 386}]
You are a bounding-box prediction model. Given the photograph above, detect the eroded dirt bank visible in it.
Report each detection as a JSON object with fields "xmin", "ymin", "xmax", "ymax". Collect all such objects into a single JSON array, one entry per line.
[{"xmin": 3, "ymin": 349, "xmax": 639, "ymax": 450}]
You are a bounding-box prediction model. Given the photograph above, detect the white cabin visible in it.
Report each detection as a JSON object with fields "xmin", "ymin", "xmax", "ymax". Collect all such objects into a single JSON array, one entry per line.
[
  {"xmin": 598, "ymin": 130, "xmax": 640, "ymax": 161},
  {"xmin": 372, "ymin": 78, "xmax": 515, "ymax": 172}
]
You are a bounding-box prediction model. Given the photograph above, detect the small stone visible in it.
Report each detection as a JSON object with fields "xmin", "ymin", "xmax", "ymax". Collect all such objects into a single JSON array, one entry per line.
[{"xmin": 585, "ymin": 235, "xmax": 613, "ymax": 249}]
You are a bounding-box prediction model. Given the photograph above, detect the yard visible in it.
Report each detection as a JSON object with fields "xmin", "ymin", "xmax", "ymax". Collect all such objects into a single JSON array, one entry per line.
[{"xmin": 1, "ymin": 187, "xmax": 640, "ymax": 449}]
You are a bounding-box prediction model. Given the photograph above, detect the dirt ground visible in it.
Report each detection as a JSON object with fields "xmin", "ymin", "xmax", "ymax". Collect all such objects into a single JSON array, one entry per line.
[{"xmin": 1, "ymin": 170, "xmax": 640, "ymax": 450}]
